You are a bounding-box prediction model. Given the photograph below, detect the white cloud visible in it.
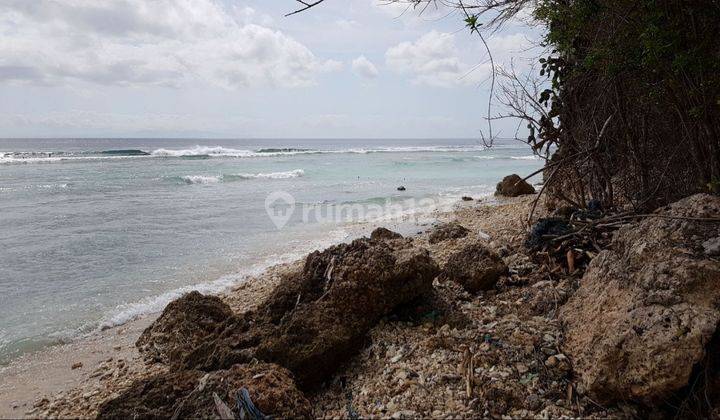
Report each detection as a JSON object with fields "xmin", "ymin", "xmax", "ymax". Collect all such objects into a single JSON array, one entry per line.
[
  {"xmin": 385, "ymin": 30, "xmax": 479, "ymax": 87},
  {"xmin": 351, "ymin": 55, "xmax": 379, "ymax": 79},
  {"xmin": 386, "ymin": 30, "xmax": 536, "ymax": 87},
  {"xmin": 0, "ymin": 109, "xmax": 256, "ymax": 134},
  {"xmin": 0, "ymin": 1, "xmax": 340, "ymax": 89}
]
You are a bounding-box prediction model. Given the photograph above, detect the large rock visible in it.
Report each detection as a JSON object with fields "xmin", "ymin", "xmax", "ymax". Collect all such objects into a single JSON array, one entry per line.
[
  {"xmin": 560, "ymin": 193, "xmax": 720, "ymax": 405},
  {"xmin": 443, "ymin": 243, "xmax": 508, "ymax": 293},
  {"xmin": 136, "ymin": 291, "xmax": 233, "ymax": 365},
  {"xmin": 370, "ymin": 227, "xmax": 403, "ymax": 241},
  {"xmin": 495, "ymin": 174, "xmax": 536, "ymax": 197},
  {"xmin": 153, "ymin": 238, "xmax": 439, "ymax": 389},
  {"xmin": 428, "ymin": 222, "xmax": 470, "ymax": 244},
  {"xmin": 97, "ymin": 363, "xmax": 312, "ymax": 419}
]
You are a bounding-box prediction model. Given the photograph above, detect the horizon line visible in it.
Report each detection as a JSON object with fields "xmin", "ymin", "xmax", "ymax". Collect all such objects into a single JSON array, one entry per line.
[{"xmin": 0, "ymin": 136, "xmax": 517, "ymax": 141}]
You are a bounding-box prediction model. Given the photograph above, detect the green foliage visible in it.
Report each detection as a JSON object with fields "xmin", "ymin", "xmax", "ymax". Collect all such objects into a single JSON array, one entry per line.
[
  {"xmin": 529, "ymin": 0, "xmax": 720, "ymax": 142},
  {"xmin": 526, "ymin": 0, "xmax": 720, "ymax": 207},
  {"xmin": 535, "ymin": 0, "xmax": 720, "ymax": 84},
  {"xmin": 464, "ymin": 14, "xmax": 481, "ymax": 33}
]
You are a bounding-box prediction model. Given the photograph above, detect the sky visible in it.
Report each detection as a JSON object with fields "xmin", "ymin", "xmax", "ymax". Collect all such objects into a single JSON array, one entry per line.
[{"xmin": 0, "ymin": 0, "xmax": 543, "ymax": 139}]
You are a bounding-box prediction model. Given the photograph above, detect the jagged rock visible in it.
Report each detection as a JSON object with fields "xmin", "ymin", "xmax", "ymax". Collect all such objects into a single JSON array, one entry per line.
[
  {"xmin": 97, "ymin": 363, "xmax": 311, "ymax": 419},
  {"xmin": 136, "ymin": 291, "xmax": 233, "ymax": 365},
  {"xmin": 428, "ymin": 222, "xmax": 469, "ymax": 244},
  {"xmin": 370, "ymin": 227, "xmax": 403, "ymax": 241},
  {"xmin": 443, "ymin": 243, "xmax": 508, "ymax": 293},
  {"xmin": 182, "ymin": 238, "xmax": 439, "ymax": 389},
  {"xmin": 461, "ymin": 196, "xmax": 473, "ymax": 201},
  {"xmin": 495, "ymin": 174, "xmax": 536, "ymax": 197},
  {"xmin": 560, "ymin": 193, "xmax": 720, "ymax": 405}
]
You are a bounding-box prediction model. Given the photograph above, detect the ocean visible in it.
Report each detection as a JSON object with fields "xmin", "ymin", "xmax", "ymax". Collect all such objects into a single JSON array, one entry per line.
[{"xmin": 0, "ymin": 138, "xmax": 542, "ymax": 364}]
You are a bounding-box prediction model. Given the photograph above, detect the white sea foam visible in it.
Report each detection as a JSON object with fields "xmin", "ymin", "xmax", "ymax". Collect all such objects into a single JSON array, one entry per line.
[
  {"xmin": 35, "ymin": 183, "xmax": 69, "ymax": 189},
  {"xmin": 1, "ymin": 145, "xmax": 494, "ymax": 165},
  {"xmin": 179, "ymin": 170, "xmax": 304, "ymax": 184},
  {"xmin": 151, "ymin": 145, "xmax": 489, "ymax": 158},
  {"xmin": 180, "ymin": 175, "xmax": 221, "ymax": 184},
  {"xmin": 510, "ymin": 155, "xmax": 541, "ymax": 160},
  {"xmin": 152, "ymin": 146, "xmax": 255, "ymax": 157},
  {"xmin": 0, "ymin": 154, "xmax": 149, "ymax": 164},
  {"xmin": 231, "ymin": 169, "xmax": 304, "ymax": 179}
]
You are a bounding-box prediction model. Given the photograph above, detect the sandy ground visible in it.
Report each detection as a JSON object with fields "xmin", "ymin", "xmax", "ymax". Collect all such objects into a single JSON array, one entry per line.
[
  {"xmin": 0, "ymin": 194, "xmax": 550, "ymax": 419},
  {"xmin": 0, "ymin": 317, "xmax": 154, "ymax": 418}
]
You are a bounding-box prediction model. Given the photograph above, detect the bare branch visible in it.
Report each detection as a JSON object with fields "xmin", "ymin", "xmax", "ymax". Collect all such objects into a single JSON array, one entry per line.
[{"xmin": 286, "ymin": 0, "xmax": 327, "ymax": 17}]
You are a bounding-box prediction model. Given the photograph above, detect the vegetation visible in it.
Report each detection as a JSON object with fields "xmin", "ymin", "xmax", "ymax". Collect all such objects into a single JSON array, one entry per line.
[{"xmin": 530, "ymin": 0, "xmax": 720, "ymax": 210}]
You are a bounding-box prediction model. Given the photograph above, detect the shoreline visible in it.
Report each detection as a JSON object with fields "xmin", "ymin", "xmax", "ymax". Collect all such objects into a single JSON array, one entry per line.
[
  {"xmin": 1, "ymin": 187, "xmax": 488, "ymax": 368},
  {"xmin": 0, "ymin": 194, "xmax": 528, "ymax": 418}
]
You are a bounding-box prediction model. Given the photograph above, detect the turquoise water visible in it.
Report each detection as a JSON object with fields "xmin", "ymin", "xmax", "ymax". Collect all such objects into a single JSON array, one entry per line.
[{"xmin": 0, "ymin": 138, "xmax": 542, "ymax": 364}]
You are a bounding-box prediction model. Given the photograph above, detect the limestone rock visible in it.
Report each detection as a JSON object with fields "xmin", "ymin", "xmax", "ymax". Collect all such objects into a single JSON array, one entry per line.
[
  {"xmin": 97, "ymin": 363, "xmax": 311, "ymax": 419},
  {"xmin": 495, "ymin": 174, "xmax": 536, "ymax": 197},
  {"xmin": 136, "ymin": 291, "xmax": 233, "ymax": 366},
  {"xmin": 560, "ymin": 193, "xmax": 720, "ymax": 405},
  {"xmin": 370, "ymin": 227, "xmax": 403, "ymax": 241},
  {"xmin": 428, "ymin": 222, "xmax": 469, "ymax": 244},
  {"xmin": 443, "ymin": 243, "xmax": 508, "ymax": 293},
  {"xmin": 704, "ymin": 236, "xmax": 720, "ymax": 256},
  {"xmin": 182, "ymin": 238, "xmax": 439, "ymax": 389}
]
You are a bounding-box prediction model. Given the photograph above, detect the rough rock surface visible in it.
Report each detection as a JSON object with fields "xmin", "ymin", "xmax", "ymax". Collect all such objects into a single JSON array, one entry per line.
[
  {"xmin": 704, "ymin": 236, "xmax": 720, "ymax": 256},
  {"xmin": 136, "ymin": 291, "xmax": 233, "ymax": 365},
  {"xmin": 97, "ymin": 363, "xmax": 311, "ymax": 419},
  {"xmin": 495, "ymin": 174, "xmax": 536, "ymax": 197},
  {"xmin": 370, "ymin": 227, "xmax": 403, "ymax": 241},
  {"xmin": 443, "ymin": 243, "xmax": 508, "ymax": 293},
  {"xmin": 560, "ymin": 193, "xmax": 720, "ymax": 405},
  {"xmin": 428, "ymin": 222, "xmax": 470, "ymax": 244},
  {"xmin": 173, "ymin": 238, "xmax": 439, "ymax": 389}
]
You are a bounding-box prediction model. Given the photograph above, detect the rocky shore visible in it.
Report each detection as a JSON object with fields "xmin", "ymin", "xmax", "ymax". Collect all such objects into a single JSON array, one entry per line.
[{"xmin": 3, "ymin": 188, "xmax": 720, "ymax": 419}]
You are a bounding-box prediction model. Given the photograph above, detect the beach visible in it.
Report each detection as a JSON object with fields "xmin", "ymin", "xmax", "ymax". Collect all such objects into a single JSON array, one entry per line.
[
  {"xmin": 0, "ymin": 138, "xmax": 543, "ymax": 367},
  {"xmin": 1, "ymin": 194, "xmax": 569, "ymax": 418},
  {"xmin": 4, "ymin": 189, "xmax": 718, "ymax": 418}
]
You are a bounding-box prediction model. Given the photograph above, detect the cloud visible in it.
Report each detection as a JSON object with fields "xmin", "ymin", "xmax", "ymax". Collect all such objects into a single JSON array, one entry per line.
[
  {"xmin": 385, "ymin": 30, "xmax": 478, "ymax": 87},
  {"xmin": 371, "ymin": 0, "xmax": 414, "ymax": 16},
  {"xmin": 0, "ymin": 109, "xmax": 263, "ymax": 137},
  {"xmin": 386, "ymin": 30, "xmax": 536, "ymax": 87},
  {"xmin": 351, "ymin": 55, "xmax": 379, "ymax": 79},
  {"xmin": 370, "ymin": 0, "xmax": 454, "ymax": 22},
  {"xmin": 0, "ymin": 1, "xmax": 340, "ymax": 89}
]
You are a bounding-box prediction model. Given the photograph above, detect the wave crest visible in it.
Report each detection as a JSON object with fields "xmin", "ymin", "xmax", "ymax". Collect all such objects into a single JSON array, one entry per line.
[
  {"xmin": 178, "ymin": 169, "xmax": 304, "ymax": 184},
  {"xmin": 152, "ymin": 146, "xmax": 253, "ymax": 158},
  {"xmin": 180, "ymin": 175, "xmax": 221, "ymax": 184},
  {"xmin": 229, "ymin": 169, "xmax": 304, "ymax": 180}
]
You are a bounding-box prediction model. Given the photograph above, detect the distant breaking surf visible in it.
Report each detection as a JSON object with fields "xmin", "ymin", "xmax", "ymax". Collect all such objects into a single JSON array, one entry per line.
[{"xmin": 0, "ymin": 145, "xmax": 494, "ymax": 165}]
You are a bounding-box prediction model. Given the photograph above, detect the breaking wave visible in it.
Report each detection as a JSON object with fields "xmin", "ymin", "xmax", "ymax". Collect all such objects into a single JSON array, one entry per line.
[
  {"xmin": 1, "ymin": 145, "xmax": 497, "ymax": 165},
  {"xmin": 178, "ymin": 169, "xmax": 304, "ymax": 185},
  {"xmin": 180, "ymin": 175, "xmax": 221, "ymax": 184},
  {"xmin": 228, "ymin": 169, "xmax": 305, "ymax": 180}
]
